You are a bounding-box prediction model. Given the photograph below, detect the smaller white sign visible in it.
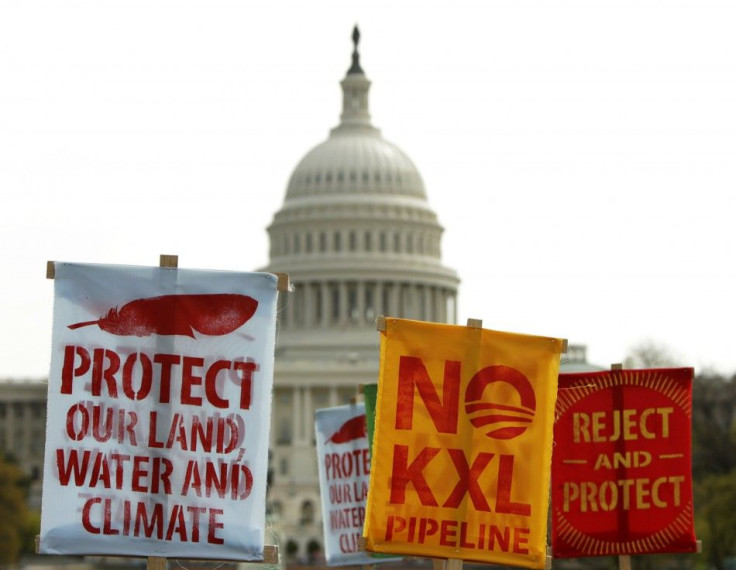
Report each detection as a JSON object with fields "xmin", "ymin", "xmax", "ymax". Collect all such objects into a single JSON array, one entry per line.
[{"xmin": 315, "ymin": 403, "xmax": 400, "ymax": 567}]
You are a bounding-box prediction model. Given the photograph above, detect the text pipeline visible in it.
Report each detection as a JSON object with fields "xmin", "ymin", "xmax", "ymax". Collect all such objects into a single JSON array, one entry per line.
[{"xmin": 385, "ymin": 515, "xmax": 530, "ymax": 554}]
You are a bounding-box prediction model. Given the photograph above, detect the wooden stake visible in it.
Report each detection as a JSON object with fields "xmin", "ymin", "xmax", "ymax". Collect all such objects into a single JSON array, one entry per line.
[
  {"xmin": 159, "ymin": 254, "xmax": 178, "ymax": 268},
  {"xmin": 274, "ymin": 272, "xmax": 291, "ymax": 292},
  {"xmin": 430, "ymin": 556, "xmax": 464, "ymax": 570},
  {"xmin": 263, "ymin": 545, "xmax": 279, "ymax": 564},
  {"xmin": 147, "ymin": 557, "xmax": 166, "ymax": 570}
]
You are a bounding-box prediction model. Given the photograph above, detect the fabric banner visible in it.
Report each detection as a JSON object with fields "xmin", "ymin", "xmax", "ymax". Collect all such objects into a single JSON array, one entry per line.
[
  {"xmin": 552, "ymin": 368, "xmax": 697, "ymax": 557},
  {"xmin": 363, "ymin": 318, "xmax": 564, "ymax": 569},
  {"xmin": 40, "ymin": 262, "xmax": 279, "ymax": 559},
  {"xmin": 362, "ymin": 384, "xmax": 378, "ymax": 458},
  {"xmin": 315, "ymin": 403, "xmax": 401, "ymax": 566}
]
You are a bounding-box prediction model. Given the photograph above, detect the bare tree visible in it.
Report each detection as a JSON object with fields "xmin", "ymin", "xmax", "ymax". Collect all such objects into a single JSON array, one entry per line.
[{"xmin": 623, "ymin": 340, "xmax": 680, "ymax": 368}]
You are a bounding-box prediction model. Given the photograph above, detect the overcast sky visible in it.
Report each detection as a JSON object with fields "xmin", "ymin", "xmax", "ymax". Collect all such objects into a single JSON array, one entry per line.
[{"xmin": 1, "ymin": 0, "xmax": 734, "ymax": 378}]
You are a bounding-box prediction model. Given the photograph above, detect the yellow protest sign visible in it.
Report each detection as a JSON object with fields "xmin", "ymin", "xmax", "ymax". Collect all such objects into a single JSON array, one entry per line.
[{"xmin": 364, "ymin": 318, "xmax": 564, "ymax": 569}]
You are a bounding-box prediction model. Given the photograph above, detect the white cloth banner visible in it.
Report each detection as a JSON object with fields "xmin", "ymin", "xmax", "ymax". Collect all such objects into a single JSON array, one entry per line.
[
  {"xmin": 315, "ymin": 403, "xmax": 400, "ymax": 567},
  {"xmin": 40, "ymin": 262, "xmax": 279, "ymax": 560}
]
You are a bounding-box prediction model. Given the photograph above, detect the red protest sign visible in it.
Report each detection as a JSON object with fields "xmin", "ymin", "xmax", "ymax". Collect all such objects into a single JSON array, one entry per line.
[{"xmin": 552, "ymin": 368, "xmax": 697, "ymax": 557}]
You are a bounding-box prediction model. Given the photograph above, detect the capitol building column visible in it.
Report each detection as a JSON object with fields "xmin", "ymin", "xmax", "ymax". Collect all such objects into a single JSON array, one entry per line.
[
  {"xmin": 357, "ymin": 281, "xmax": 366, "ymax": 324},
  {"xmin": 304, "ymin": 281, "xmax": 314, "ymax": 327},
  {"xmin": 319, "ymin": 282, "xmax": 329, "ymax": 326},
  {"xmin": 375, "ymin": 281, "xmax": 384, "ymax": 320}
]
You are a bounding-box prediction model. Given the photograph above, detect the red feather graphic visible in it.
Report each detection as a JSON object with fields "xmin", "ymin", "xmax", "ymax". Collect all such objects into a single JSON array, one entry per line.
[
  {"xmin": 326, "ymin": 415, "xmax": 367, "ymax": 444},
  {"xmin": 68, "ymin": 294, "xmax": 258, "ymax": 338}
]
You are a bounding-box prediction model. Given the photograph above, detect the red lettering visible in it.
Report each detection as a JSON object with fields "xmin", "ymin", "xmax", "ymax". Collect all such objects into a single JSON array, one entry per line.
[
  {"xmin": 418, "ymin": 517, "xmax": 438, "ymax": 542},
  {"xmin": 385, "ymin": 515, "xmax": 406, "ymax": 541},
  {"xmin": 148, "ymin": 411, "xmax": 164, "ymax": 448},
  {"xmin": 489, "ymin": 524, "xmax": 510, "ymax": 551},
  {"xmin": 439, "ymin": 519, "xmax": 457, "ymax": 547},
  {"xmin": 122, "ymin": 353, "xmax": 152, "ymax": 400},
  {"xmin": 119, "ymin": 409, "xmax": 138, "ymax": 445},
  {"xmin": 66, "ymin": 404, "xmax": 89, "ymax": 440},
  {"xmin": 132, "ymin": 456, "xmax": 149, "ymax": 492},
  {"xmin": 187, "ymin": 506, "xmax": 207, "ymax": 542},
  {"xmin": 109, "ymin": 453, "xmax": 131, "ymax": 487},
  {"xmin": 92, "ymin": 405, "xmax": 113, "ymax": 442},
  {"xmin": 152, "ymin": 457, "xmax": 173, "ymax": 494},
  {"xmin": 234, "ymin": 361, "xmax": 256, "ymax": 410},
  {"xmin": 458, "ymin": 521, "xmax": 475, "ymax": 548},
  {"xmin": 166, "ymin": 414, "xmax": 187, "ymax": 449},
  {"xmin": 165, "ymin": 504, "xmax": 187, "ymax": 541},
  {"xmin": 513, "ymin": 526, "xmax": 530, "ymax": 554},
  {"xmin": 61, "ymin": 345, "xmax": 90, "ymax": 394},
  {"xmin": 495, "ymin": 455, "xmax": 531, "ymax": 516},
  {"xmin": 153, "ymin": 353, "xmax": 180, "ymax": 403},
  {"xmin": 396, "ymin": 356, "xmax": 460, "ymax": 434},
  {"xmin": 191, "ymin": 416, "xmax": 214, "ymax": 451},
  {"xmin": 443, "ymin": 449, "xmax": 494, "ymax": 511},
  {"xmin": 135, "ymin": 501, "xmax": 164, "ymax": 539},
  {"xmin": 57, "ymin": 448, "xmax": 91, "ymax": 485},
  {"xmin": 92, "ymin": 349, "xmax": 120, "ymax": 397},
  {"xmin": 82, "ymin": 497, "xmax": 101, "ymax": 534},
  {"xmin": 205, "ymin": 462, "xmax": 228, "ymax": 498},
  {"xmin": 205, "ymin": 360, "xmax": 231, "ymax": 408},
  {"xmin": 103, "ymin": 498, "xmax": 119, "ymax": 535},
  {"xmin": 208, "ymin": 508, "xmax": 224, "ymax": 544},
  {"xmin": 89, "ymin": 452, "xmax": 111, "ymax": 489},
  {"xmin": 235, "ymin": 464, "xmax": 253, "ymax": 500},
  {"xmin": 390, "ymin": 444, "xmax": 440, "ymax": 506},
  {"xmin": 58, "ymin": 347, "xmax": 258, "ymax": 409},
  {"xmin": 181, "ymin": 356, "xmax": 204, "ymax": 406}
]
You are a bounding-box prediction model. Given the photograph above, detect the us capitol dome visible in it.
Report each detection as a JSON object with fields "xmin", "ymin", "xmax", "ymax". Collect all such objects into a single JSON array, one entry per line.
[{"xmin": 261, "ymin": 26, "xmax": 459, "ymax": 559}]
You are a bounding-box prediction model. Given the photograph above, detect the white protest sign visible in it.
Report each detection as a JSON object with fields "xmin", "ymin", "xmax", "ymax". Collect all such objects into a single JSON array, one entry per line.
[
  {"xmin": 40, "ymin": 262, "xmax": 278, "ymax": 560},
  {"xmin": 315, "ymin": 403, "xmax": 400, "ymax": 566}
]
